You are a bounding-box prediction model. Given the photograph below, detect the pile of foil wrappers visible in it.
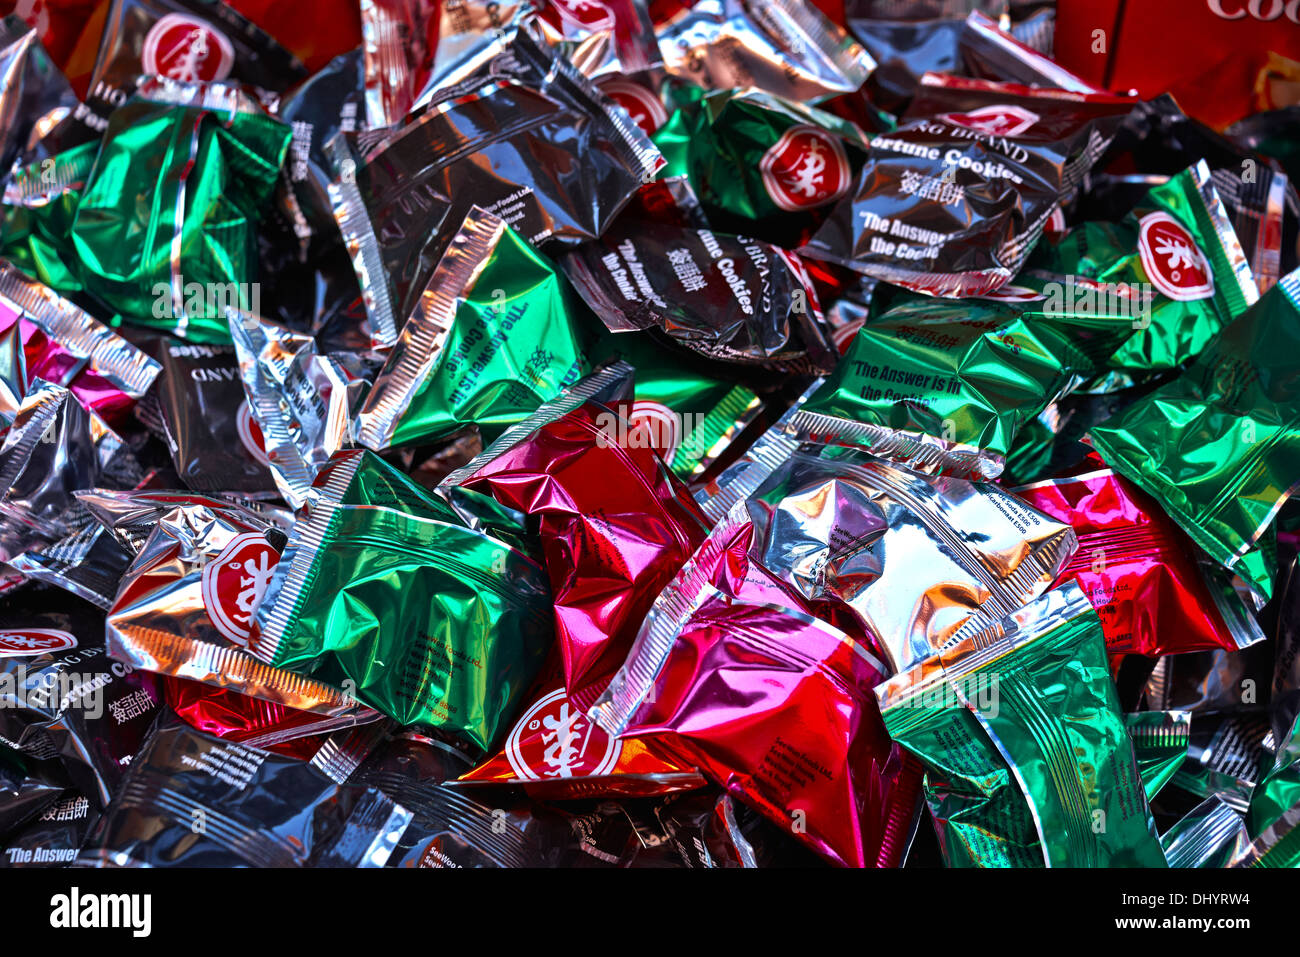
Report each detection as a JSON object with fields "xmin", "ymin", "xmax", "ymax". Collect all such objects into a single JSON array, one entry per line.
[{"xmin": 1, "ymin": 0, "xmax": 1299, "ymax": 868}]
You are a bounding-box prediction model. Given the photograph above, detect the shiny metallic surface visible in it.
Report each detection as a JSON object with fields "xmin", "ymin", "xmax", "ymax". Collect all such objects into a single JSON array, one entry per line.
[
  {"xmin": 355, "ymin": 207, "xmax": 589, "ymax": 451},
  {"xmin": 801, "ymin": 75, "xmax": 1134, "ymax": 297},
  {"xmin": 1091, "ymin": 273, "xmax": 1300, "ymax": 603},
  {"xmin": 330, "ymin": 28, "xmax": 661, "ymax": 347},
  {"xmin": 740, "ymin": 444, "xmax": 1077, "ymax": 674},
  {"xmin": 230, "ymin": 311, "xmax": 373, "ymax": 508},
  {"xmin": 449, "ymin": 377, "xmax": 709, "ymax": 693},
  {"xmin": 106, "ymin": 494, "xmax": 365, "ymax": 717},
  {"xmin": 879, "ymin": 583, "xmax": 1167, "ymax": 867},
  {"xmin": 0, "ymin": 379, "xmax": 123, "ymax": 562},
  {"xmin": 657, "ymin": 0, "xmax": 873, "ymax": 104},
  {"xmin": 254, "ymin": 449, "xmax": 555, "ymax": 752},
  {"xmin": 1014, "ymin": 467, "xmax": 1263, "ymax": 657}
]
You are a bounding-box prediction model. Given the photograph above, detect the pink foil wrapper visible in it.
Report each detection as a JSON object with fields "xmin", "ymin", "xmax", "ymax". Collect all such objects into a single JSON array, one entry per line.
[
  {"xmin": 454, "ymin": 398, "xmax": 710, "ymax": 694},
  {"xmin": 592, "ymin": 515, "xmax": 921, "ymax": 867},
  {"xmin": 1013, "ymin": 468, "xmax": 1260, "ymax": 657}
]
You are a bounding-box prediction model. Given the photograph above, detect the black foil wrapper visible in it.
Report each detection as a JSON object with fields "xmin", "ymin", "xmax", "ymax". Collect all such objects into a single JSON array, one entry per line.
[
  {"xmin": 0, "ymin": 587, "xmax": 161, "ymax": 810},
  {"xmin": 563, "ymin": 221, "xmax": 836, "ymax": 374},
  {"xmin": 152, "ymin": 340, "xmax": 278, "ymax": 495},
  {"xmin": 77, "ymin": 714, "xmax": 409, "ymax": 867}
]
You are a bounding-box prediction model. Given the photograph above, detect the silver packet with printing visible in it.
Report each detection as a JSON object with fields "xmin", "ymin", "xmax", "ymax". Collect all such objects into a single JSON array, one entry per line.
[
  {"xmin": 719, "ymin": 440, "xmax": 1077, "ymax": 674},
  {"xmin": 229, "ymin": 311, "xmax": 377, "ymax": 509},
  {"xmin": 656, "ymin": 0, "xmax": 874, "ymax": 104}
]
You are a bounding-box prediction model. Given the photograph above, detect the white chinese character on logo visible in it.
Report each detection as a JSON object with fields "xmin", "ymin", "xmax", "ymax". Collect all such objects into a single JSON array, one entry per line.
[
  {"xmin": 782, "ymin": 140, "xmax": 827, "ymax": 200},
  {"xmin": 540, "ymin": 703, "xmax": 586, "ymax": 778},
  {"xmin": 0, "ymin": 633, "xmax": 51, "ymax": 650},
  {"xmin": 1153, "ymin": 235, "xmax": 1204, "ymax": 273},
  {"xmin": 168, "ymin": 28, "xmax": 211, "ymax": 82},
  {"xmin": 233, "ymin": 552, "xmax": 276, "ymax": 625}
]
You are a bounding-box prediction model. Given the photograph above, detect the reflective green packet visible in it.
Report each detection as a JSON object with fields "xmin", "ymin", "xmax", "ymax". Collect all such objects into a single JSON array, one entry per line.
[
  {"xmin": 788, "ymin": 292, "xmax": 1091, "ymax": 478},
  {"xmin": 71, "ymin": 81, "xmax": 290, "ymax": 343},
  {"xmin": 353, "ymin": 207, "xmax": 590, "ymax": 451},
  {"xmin": 1090, "ymin": 270, "xmax": 1300, "ymax": 601},
  {"xmin": 877, "ymin": 583, "xmax": 1166, "ymax": 867},
  {"xmin": 1023, "ymin": 160, "xmax": 1259, "ymax": 373},
  {"xmin": 252, "ymin": 448, "xmax": 554, "ymax": 752}
]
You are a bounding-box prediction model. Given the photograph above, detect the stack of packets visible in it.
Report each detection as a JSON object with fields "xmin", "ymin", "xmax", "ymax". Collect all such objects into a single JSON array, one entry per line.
[{"xmin": 0, "ymin": 0, "xmax": 1298, "ymax": 869}]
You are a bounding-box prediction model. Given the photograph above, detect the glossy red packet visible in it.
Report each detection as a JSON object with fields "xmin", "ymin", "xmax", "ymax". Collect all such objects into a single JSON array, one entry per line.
[
  {"xmin": 1053, "ymin": 0, "xmax": 1300, "ymax": 128},
  {"xmin": 608, "ymin": 584, "xmax": 917, "ymax": 867},
  {"xmin": 591, "ymin": 514, "xmax": 920, "ymax": 867},
  {"xmin": 226, "ymin": 0, "xmax": 362, "ymax": 73},
  {"xmin": 1013, "ymin": 467, "xmax": 1261, "ymax": 656},
  {"xmin": 448, "ymin": 389, "xmax": 710, "ymax": 694},
  {"xmin": 459, "ymin": 659, "xmax": 708, "ymax": 799}
]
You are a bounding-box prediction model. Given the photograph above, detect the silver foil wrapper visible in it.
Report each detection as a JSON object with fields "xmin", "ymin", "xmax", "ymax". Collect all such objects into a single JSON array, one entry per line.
[
  {"xmin": 1162, "ymin": 795, "xmax": 1252, "ymax": 869},
  {"xmin": 732, "ymin": 441, "xmax": 1077, "ymax": 674},
  {"xmin": 0, "ymin": 379, "xmax": 124, "ymax": 563},
  {"xmin": 656, "ymin": 0, "xmax": 874, "ymax": 104},
  {"xmin": 229, "ymin": 311, "xmax": 375, "ymax": 509}
]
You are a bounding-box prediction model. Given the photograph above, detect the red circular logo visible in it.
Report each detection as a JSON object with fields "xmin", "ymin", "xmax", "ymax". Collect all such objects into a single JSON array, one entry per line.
[
  {"xmin": 598, "ymin": 79, "xmax": 668, "ymax": 137},
  {"xmin": 759, "ymin": 126, "xmax": 851, "ymax": 212},
  {"xmin": 237, "ymin": 400, "xmax": 271, "ymax": 467},
  {"xmin": 505, "ymin": 688, "xmax": 621, "ymax": 780},
  {"xmin": 549, "ymin": 0, "xmax": 617, "ymax": 32},
  {"xmin": 141, "ymin": 13, "xmax": 235, "ymax": 84},
  {"xmin": 0, "ymin": 628, "xmax": 77, "ymax": 657},
  {"xmin": 201, "ymin": 532, "xmax": 279, "ymax": 647},
  {"xmin": 628, "ymin": 400, "xmax": 681, "ymax": 465},
  {"xmin": 939, "ymin": 104, "xmax": 1040, "ymax": 137},
  {"xmin": 1137, "ymin": 212, "xmax": 1214, "ymax": 301}
]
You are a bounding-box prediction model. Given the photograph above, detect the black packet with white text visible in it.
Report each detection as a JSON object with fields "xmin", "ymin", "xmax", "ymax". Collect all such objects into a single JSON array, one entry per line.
[
  {"xmin": 152, "ymin": 339, "xmax": 279, "ymax": 495},
  {"xmin": 0, "ymin": 587, "xmax": 161, "ymax": 809},
  {"xmin": 75, "ymin": 714, "xmax": 411, "ymax": 867}
]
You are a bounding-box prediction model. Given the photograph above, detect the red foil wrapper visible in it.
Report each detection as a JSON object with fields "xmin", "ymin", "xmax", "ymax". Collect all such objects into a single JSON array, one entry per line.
[
  {"xmin": 1053, "ymin": 0, "xmax": 1300, "ymax": 128},
  {"xmin": 5, "ymin": 0, "xmax": 101, "ymax": 70},
  {"xmin": 620, "ymin": 585, "xmax": 917, "ymax": 868},
  {"xmin": 456, "ymin": 400, "xmax": 710, "ymax": 694},
  {"xmin": 162, "ymin": 676, "xmax": 368, "ymax": 760},
  {"xmin": 226, "ymin": 0, "xmax": 361, "ymax": 73},
  {"xmin": 595, "ymin": 516, "xmax": 921, "ymax": 867},
  {"xmin": 460, "ymin": 662, "xmax": 708, "ymax": 798},
  {"xmin": 1013, "ymin": 467, "xmax": 1250, "ymax": 656}
]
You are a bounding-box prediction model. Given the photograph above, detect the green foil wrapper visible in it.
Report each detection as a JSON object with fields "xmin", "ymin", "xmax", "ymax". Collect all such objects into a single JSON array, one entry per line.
[
  {"xmin": 1090, "ymin": 270, "xmax": 1300, "ymax": 601},
  {"xmin": 252, "ymin": 448, "xmax": 554, "ymax": 752},
  {"xmin": 653, "ymin": 86, "xmax": 874, "ymax": 245},
  {"xmin": 1126, "ymin": 710, "xmax": 1192, "ymax": 802},
  {"xmin": 69, "ymin": 80, "xmax": 290, "ymax": 343},
  {"xmin": 789, "ymin": 290, "xmax": 1091, "ymax": 477},
  {"xmin": 354, "ymin": 207, "xmax": 590, "ymax": 451},
  {"xmin": 1, "ymin": 142, "xmax": 96, "ymax": 294},
  {"xmin": 1022, "ymin": 160, "xmax": 1258, "ymax": 373},
  {"xmin": 885, "ymin": 703, "xmax": 1045, "ymax": 868},
  {"xmin": 1248, "ymin": 738, "xmax": 1300, "ymax": 839},
  {"xmin": 878, "ymin": 583, "xmax": 1166, "ymax": 867},
  {"xmin": 589, "ymin": 327, "xmax": 760, "ymax": 480}
]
